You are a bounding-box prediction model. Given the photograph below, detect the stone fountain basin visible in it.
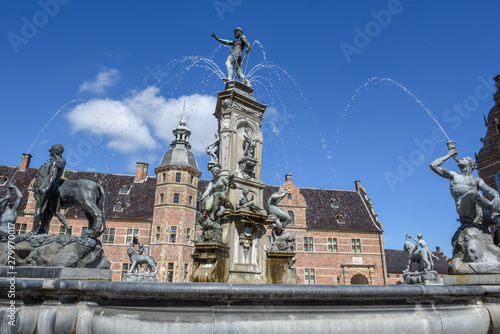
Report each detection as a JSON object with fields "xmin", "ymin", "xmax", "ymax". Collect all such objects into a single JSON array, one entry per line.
[{"xmin": 0, "ymin": 279, "xmax": 497, "ymax": 333}]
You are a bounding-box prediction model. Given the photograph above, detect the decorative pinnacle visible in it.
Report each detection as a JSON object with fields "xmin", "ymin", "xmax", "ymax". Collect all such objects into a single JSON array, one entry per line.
[{"xmin": 179, "ymin": 101, "xmax": 187, "ymax": 127}]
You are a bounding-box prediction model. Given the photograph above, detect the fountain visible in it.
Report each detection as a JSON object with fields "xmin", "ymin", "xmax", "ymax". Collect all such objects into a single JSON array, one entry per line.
[{"xmin": 2, "ymin": 30, "xmax": 500, "ymax": 334}]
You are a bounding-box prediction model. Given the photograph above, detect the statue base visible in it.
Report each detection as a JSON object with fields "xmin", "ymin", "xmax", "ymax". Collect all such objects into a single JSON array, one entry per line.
[
  {"xmin": 122, "ymin": 272, "xmax": 157, "ymax": 282},
  {"xmin": 223, "ymin": 80, "xmax": 253, "ymax": 97},
  {"xmin": 403, "ymin": 270, "xmax": 441, "ymax": 284},
  {"xmin": 0, "ymin": 233, "xmax": 110, "ymax": 269},
  {"xmin": 191, "ymin": 242, "xmax": 229, "ymax": 282},
  {"xmin": 449, "ymin": 223, "xmax": 500, "ymax": 274},
  {"xmin": 266, "ymin": 251, "xmax": 299, "ymax": 284}
]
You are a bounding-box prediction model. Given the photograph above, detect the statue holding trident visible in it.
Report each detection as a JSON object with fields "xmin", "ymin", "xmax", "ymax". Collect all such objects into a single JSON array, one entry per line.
[
  {"xmin": 211, "ymin": 27, "xmax": 252, "ymax": 86},
  {"xmin": 430, "ymin": 141, "xmax": 500, "ymax": 245}
]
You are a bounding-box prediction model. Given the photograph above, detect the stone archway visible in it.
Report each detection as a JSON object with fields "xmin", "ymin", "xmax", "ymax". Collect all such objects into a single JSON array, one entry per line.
[{"xmin": 350, "ymin": 274, "xmax": 369, "ymax": 285}]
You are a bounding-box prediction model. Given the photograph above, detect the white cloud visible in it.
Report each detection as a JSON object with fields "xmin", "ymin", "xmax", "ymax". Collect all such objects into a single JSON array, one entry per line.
[
  {"xmin": 79, "ymin": 68, "xmax": 120, "ymax": 94},
  {"xmin": 65, "ymin": 87, "xmax": 217, "ymax": 164}
]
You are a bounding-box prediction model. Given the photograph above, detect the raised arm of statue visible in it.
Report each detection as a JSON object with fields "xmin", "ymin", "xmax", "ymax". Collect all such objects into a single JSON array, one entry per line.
[
  {"xmin": 211, "ymin": 32, "xmax": 233, "ymax": 45},
  {"xmin": 429, "ymin": 150, "xmax": 456, "ymax": 179}
]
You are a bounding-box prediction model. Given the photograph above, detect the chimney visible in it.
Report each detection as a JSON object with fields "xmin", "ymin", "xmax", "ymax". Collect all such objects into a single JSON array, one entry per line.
[
  {"xmin": 285, "ymin": 174, "xmax": 292, "ymax": 182},
  {"xmin": 135, "ymin": 162, "xmax": 149, "ymax": 182},
  {"xmin": 354, "ymin": 180, "xmax": 362, "ymax": 192},
  {"xmin": 20, "ymin": 153, "xmax": 32, "ymax": 171}
]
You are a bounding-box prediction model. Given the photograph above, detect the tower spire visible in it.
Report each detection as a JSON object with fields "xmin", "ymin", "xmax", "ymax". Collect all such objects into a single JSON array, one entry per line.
[{"xmin": 170, "ymin": 103, "xmax": 191, "ymax": 149}]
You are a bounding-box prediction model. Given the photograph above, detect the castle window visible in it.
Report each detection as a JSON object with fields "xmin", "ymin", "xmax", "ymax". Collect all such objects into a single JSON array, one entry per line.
[
  {"xmin": 170, "ymin": 226, "xmax": 177, "ymax": 243},
  {"xmin": 288, "ymin": 193, "xmax": 292, "ymax": 200},
  {"xmin": 155, "ymin": 226, "xmax": 161, "ymax": 242},
  {"xmin": 328, "ymin": 238, "xmax": 338, "ymax": 252},
  {"xmin": 330, "ymin": 198, "xmax": 338, "ymax": 208},
  {"xmin": 304, "ymin": 268, "xmax": 316, "ymax": 285},
  {"xmin": 185, "ymin": 228, "xmax": 191, "ymax": 244},
  {"xmin": 119, "ymin": 185, "xmax": 129, "ymax": 194},
  {"xmin": 126, "ymin": 229, "xmax": 139, "ymax": 245},
  {"xmin": 351, "ymin": 239, "xmax": 361, "ymax": 253},
  {"xmin": 14, "ymin": 223, "xmax": 27, "ymax": 235},
  {"xmin": 121, "ymin": 263, "xmax": 131, "ymax": 280},
  {"xmin": 175, "ymin": 172, "xmax": 181, "ymax": 183},
  {"xmin": 190, "ymin": 175, "xmax": 194, "ymax": 184},
  {"xmin": 173, "ymin": 193, "xmax": 180, "ymax": 204},
  {"xmin": 287, "ymin": 211, "xmax": 295, "ymax": 224},
  {"xmin": 166, "ymin": 263, "xmax": 174, "ymax": 282},
  {"xmin": 304, "ymin": 237, "xmax": 314, "ymax": 252},
  {"xmin": 189, "ymin": 195, "xmax": 193, "ymax": 206},
  {"xmin": 337, "ymin": 214, "xmax": 345, "ymax": 224},
  {"xmin": 113, "ymin": 201, "xmax": 123, "ymax": 212},
  {"xmin": 159, "ymin": 193, "xmax": 164, "ymax": 204},
  {"xmin": 102, "ymin": 228, "xmax": 116, "ymax": 244}
]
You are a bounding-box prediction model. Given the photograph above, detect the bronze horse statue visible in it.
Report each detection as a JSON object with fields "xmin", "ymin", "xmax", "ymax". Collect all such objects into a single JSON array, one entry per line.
[
  {"xmin": 127, "ymin": 247, "xmax": 157, "ymax": 274},
  {"xmin": 404, "ymin": 240, "xmax": 437, "ymax": 272},
  {"xmin": 34, "ymin": 174, "xmax": 106, "ymax": 238}
]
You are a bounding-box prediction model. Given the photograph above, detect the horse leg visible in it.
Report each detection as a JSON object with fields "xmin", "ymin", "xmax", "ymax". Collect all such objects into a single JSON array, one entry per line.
[
  {"xmin": 51, "ymin": 199, "xmax": 72, "ymax": 235},
  {"xmin": 80, "ymin": 202, "xmax": 104, "ymax": 237}
]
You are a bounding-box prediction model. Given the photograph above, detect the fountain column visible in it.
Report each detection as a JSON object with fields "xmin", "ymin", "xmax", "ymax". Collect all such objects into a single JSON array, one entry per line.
[
  {"xmin": 217, "ymin": 81, "xmax": 268, "ymax": 283},
  {"xmin": 191, "ymin": 80, "xmax": 269, "ymax": 283}
]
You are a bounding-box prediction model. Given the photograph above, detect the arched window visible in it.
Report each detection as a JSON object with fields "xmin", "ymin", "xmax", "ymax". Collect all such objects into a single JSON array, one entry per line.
[
  {"xmin": 330, "ymin": 198, "xmax": 338, "ymax": 208},
  {"xmin": 119, "ymin": 185, "xmax": 129, "ymax": 194},
  {"xmin": 287, "ymin": 193, "xmax": 292, "ymax": 200},
  {"xmin": 350, "ymin": 274, "xmax": 369, "ymax": 285},
  {"xmin": 337, "ymin": 214, "xmax": 345, "ymax": 224},
  {"xmin": 0, "ymin": 175, "xmax": 7, "ymax": 185},
  {"xmin": 113, "ymin": 201, "xmax": 123, "ymax": 212}
]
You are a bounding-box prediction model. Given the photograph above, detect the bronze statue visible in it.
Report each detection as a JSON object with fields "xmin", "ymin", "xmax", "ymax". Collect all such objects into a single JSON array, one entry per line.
[
  {"xmin": 205, "ymin": 132, "xmax": 220, "ymax": 162},
  {"xmin": 211, "ymin": 27, "xmax": 252, "ymax": 86},
  {"xmin": 127, "ymin": 247, "xmax": 157, "ymax": 274},
  {"xmin": 31, "ymin": 144, "xmax": 107, "ymax": 238},
  {"xmin": 404, "ymin": 233, "xmax": 438, "ymax": 272},
  {"xmin": 198, "ymin": 166, "xmax": 229, "ymax": 226},
  {"xmin": 237, "ymin": 188, "xmax": 263, "ymax": 212},
  {"xmin": 242, "ymin": 127, "xmax": 256, "ymax": 158},
  {"xmin": 0, "ymin": 183, "xmax": 23, "ymax": 237},
  {"xmin": 430, "ymin": 141, "xmax": 500, "ymax": 244}
]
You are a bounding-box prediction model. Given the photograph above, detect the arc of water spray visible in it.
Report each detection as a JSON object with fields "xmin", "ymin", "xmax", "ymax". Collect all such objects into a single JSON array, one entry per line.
[{"xmin": 7, "ymin": 99, "xmax": 93, "ymax": 185}]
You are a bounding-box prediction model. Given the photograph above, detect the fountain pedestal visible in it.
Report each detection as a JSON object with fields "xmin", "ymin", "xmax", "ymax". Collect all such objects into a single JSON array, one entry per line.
[
  {"xmin": 222, "ymin": 210, "xmax": 268, "ymax": 283},
  {"xmin": 266, "ymin": 251, "xmax": 299, "ymax": 284},
  {"xmin": 191, "ymin": 242, "xmax": 230, "ymax": 282}
]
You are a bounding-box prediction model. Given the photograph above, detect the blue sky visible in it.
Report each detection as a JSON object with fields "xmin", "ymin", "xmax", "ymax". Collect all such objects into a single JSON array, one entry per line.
[{"xmin": 1, "ymin": 1, "xmax": 499, "ymax": 257}]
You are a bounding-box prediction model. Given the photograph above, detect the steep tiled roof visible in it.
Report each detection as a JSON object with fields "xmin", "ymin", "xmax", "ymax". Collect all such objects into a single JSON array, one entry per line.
[
  {"xmin": 385, "ymin": 249, "xmax": 449, "ymax": 274},
  {"xmin": 0, "ymin": 166, "xmax": 156, "ymax": 221},
  {"xmin": 1, "ymin": 165, "xmax": 381, "ymax": 232},
  {"xmin": 263, "ymin": 185, "xmax": 381, "ymax": 232}
]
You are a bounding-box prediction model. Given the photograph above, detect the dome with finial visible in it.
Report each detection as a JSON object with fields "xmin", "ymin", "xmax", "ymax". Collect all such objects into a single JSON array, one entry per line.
[{"xmin": 156, "ymin": 102, "xmax": 200, "ymax": 172}]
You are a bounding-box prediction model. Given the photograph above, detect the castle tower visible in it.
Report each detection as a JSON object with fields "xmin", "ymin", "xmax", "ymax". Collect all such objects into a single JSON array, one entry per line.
[
  {"xmin": 150, "ymin": 106, "xmax": 201, "ymax": 282},
  {"xmin": 477, "ymin": 75, "xmax": 500, "ymax": 191}
]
